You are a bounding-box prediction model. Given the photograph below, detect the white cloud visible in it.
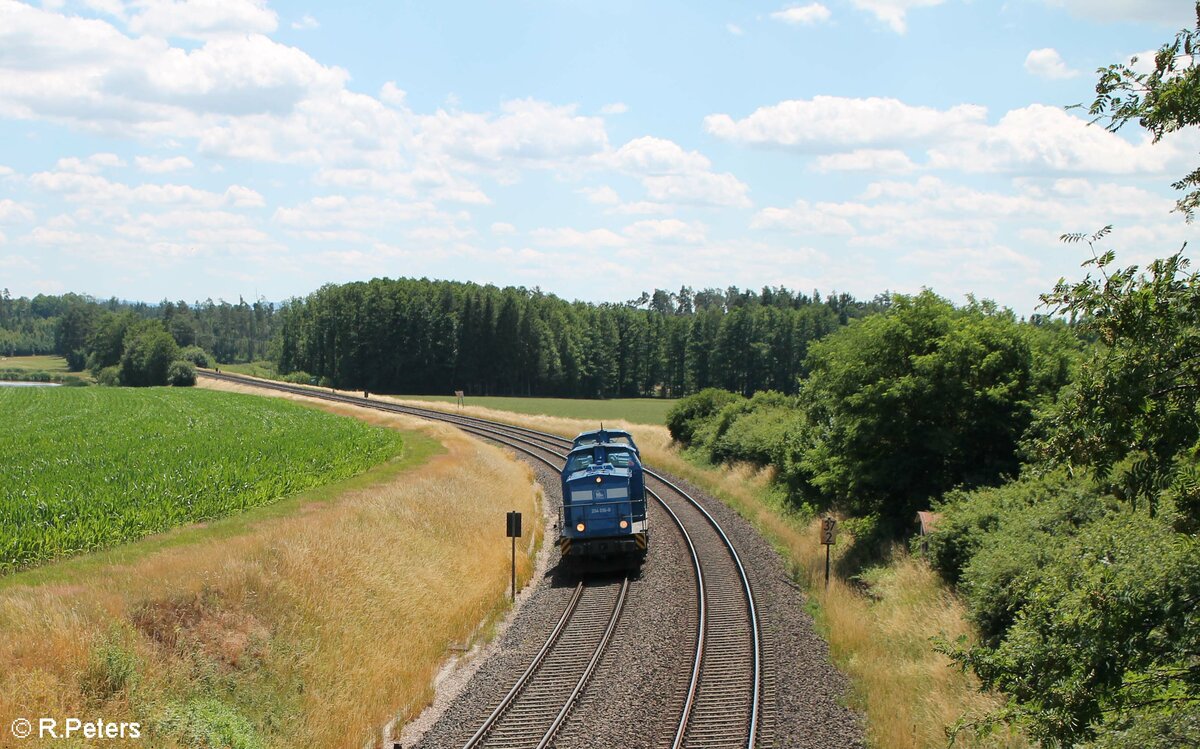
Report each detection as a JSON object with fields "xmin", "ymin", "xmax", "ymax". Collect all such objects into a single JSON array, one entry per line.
[
  {"xmin": 609, "ymin": 136, "xmax": 712, "ymax": 174},
  {"xmin": 705, "ymin": 96, "xmax": 986, "ymax": 149},
  {"xmin": 814, "ymin": 149, "xmax": 915, "ymax": 172},
  {"xmin": 272, "ymin": 194, "xmax": 449, "ymax": 231},
  {"xmin": 622, "ymin": 218, "xmax": 707, "ymax": 244},
  {"xmin": 529, "ymin": 227, "xmax": 626, "ymax": 249},
  {"xmin": 927, "ymin": 104, "xmax": 1177, "ymax": 174},
  {"xmin": 224, "ymin": 184, "xmax": 265, "ymax": 207},
  {"xmin": 606, "ymin": 136, "xmax": 751, "ymax": 207},
  {"xmin": 752, "ymin": 199, "xmax": 857, "ymax": 235},
  {"xmin": 291, "ymin": 13, "xmax": 319, "ymax": 30},
  {"xmin": 642, "ymin": 171, "xmax": 751, "ymax": 208},
  {"xmin": 710, "ymin": 96, "xmax": 1181, "ymax": 177},
  {"xmin": 490, "ymin": 221, "xmax": 516, "ymax": 235},
  {"xmin": 849, "ymin": 0, "xmax": 947, "ymax": 34},
  {"xmin": 726, "ymin": 22, "xmax": 745, "ymax": 35},
  {"xmin": 423, "ymin": 99, "xmax": 608, "ymax": 167},
  {"xmin": 580, "ymin": 185, "xmax": 620, "ymax": 205},
  {"xmin": 0, "ymin": 199, "xmax": 35, "ymax": 223},
  {"xmin": 600, "ymin": 102, "xmax": 628, "ymax": 115},
  {"xmin": 128, "ymin": 0, "xmax": 279, "ymax": 40},
  {"xmin": 379, "ymin": 81, "xmax": 406, "ymax": 107},
  {"xmin": 54, "ymin": 153, "xmax": 124, "ymax": 174},
  {"xmin": 1039, "ymin": 0, "xmax": 1190, "ymax": 26},
  {"xmin": 1024, "ymin": 48, "xmax": 1078, "ymax": 79},
  {"xmin": 770, "ymin": 3, "xmax": 832, "ymax": 25},
  {"xmin": 753, "ymin": 175, "xmax": 1187, "ymax": 260},
  {"xmin": 135, "ymin": 155, "xmax": 194, "ymax": 172}
]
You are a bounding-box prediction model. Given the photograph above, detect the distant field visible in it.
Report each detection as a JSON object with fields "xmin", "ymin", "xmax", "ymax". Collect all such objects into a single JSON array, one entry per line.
[
  {"xmin": 395, "ymin": 394, "xmax": 677, "ymax": 425},
  {"xmin": 0, "ymin": 387, "xmax": 406, "ymax": 573},
  {"xmin": 217, "ymin": 359, "xmax": 279, "ymax": 378},
  {"xmin": 0, "ymin": 354, "xmax": 72, "ymax": 373}
]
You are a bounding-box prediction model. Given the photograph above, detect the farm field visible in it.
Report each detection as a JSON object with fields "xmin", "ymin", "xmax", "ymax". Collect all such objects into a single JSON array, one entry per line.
[
  {"xmin": 0, "ymin": 354, "xmax": 71, "ymax": 373},
  {"xmin": 216, "ymin": 359, "xmax": 279, "ymax": 379},
  {"xmin": 0, "ymin": 387, "xmax": 406, "ymax": 573},
  {"xmin": 394, "ymin": 393, "xmax": 677, "ymax": 425}
]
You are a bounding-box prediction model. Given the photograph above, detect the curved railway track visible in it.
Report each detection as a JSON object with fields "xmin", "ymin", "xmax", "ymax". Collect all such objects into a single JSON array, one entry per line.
[{"xmin": 198, "ymin": 371, "xmax": 765, "ymax": 749}]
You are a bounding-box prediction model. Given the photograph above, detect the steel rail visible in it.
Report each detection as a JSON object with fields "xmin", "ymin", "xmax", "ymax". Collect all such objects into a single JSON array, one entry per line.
[
  {"xmin": 462, "ymin": 582, "xmax": 585, "ymax": 749},
  {"xmin": 533, "ymin": 577, "xmax": 629, "ymax": 749}
]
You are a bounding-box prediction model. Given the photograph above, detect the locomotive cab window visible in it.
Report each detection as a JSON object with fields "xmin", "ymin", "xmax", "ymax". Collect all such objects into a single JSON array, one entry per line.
[
  {"xmin": 566, "ymin": 453, "xmax": 594, "ymax": 473},
  {"xmin": 604, "ymin": 449, "xmax": 634, "ymax": 468}
]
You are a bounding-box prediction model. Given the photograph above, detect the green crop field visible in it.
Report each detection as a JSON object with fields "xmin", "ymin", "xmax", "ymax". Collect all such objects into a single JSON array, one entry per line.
[
  {"xmin": 0, "ymin": 387, "xmax": 406, "ymax": 574},
  {"xmin": 394, "ymin": 394, "xmax": 676, "ymax": 426}
]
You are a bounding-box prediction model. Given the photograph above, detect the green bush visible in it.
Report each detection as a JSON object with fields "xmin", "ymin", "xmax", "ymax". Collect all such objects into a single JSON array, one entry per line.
[
  {"xmin": 96, "ymin": 365, "xmax": 121, "ymax": 387},
  {"xmin": 930, "ymin": 470, "xmax": 1114, "ymax": 643},
  {"xmin": 707, "ymin": 391, "xmax": 796, "ymax": 466},
  {"xmin": 665, "ymin": 387, "xmax": 742, "ymax": 445},
  {"xmin": 121, "ymin": 326, "xmax": 180, "ymax": 387},
  {"xmin": 1082, "ymin": 704, "xmax": 1200, "ymax": 749},
  {"xmin": 282, "ymin": 371, "xmax": 315, "ymax": 385},
  {"xmin": 179, "ymin": 346, "xmax": 211, "ymax": 368},
  {"xmin": 167, "ymin": 360, "xmax": 197, "ymax": 387},
  {"xmin": 950, "ymin": 511, "xmax": 1200, "ymax": 746}
]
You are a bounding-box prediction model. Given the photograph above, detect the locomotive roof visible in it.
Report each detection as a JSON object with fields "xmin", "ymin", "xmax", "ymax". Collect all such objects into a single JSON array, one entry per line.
[{"xmin": 572, "ymin": 428, "xmax": 639, "ymax": 451}]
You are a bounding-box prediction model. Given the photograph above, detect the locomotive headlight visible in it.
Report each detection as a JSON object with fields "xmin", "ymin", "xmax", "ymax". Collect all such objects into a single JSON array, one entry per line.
[
  {"xmin": 595, "ymin": 477, "xmax": 602, "ymax": 484},
  {"xmin": 619, "ymin": 520, "xmax": 629, "ymax": 529},
  {"xmin": 576, "ymin": 523, "xmax": 585, "ymax": 532}
]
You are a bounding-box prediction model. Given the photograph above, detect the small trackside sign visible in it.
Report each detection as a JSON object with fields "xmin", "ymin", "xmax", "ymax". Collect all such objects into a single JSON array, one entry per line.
[
  {"xmin": 821, "ymin": 516, "xmax": 837, "ymax": 545},
  {"xmin": 506, "ymin": 511, "xmax": 522, "ymax": 538}
]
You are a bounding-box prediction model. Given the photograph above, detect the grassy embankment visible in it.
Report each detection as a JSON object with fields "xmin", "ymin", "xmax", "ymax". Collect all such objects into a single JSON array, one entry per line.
[
  {"xmin": 0, "ymin": 384, "xmax": 542, "ymax": 748},
  {"xmin": 379, "ymin": 394, "xmax": 1024, "ymax": 749}
]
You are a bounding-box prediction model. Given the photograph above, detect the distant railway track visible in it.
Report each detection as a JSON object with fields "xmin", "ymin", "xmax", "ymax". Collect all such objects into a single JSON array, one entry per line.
[{"xmin": 197, "ymin": 370, "xmax": 764, "ymax": 749}]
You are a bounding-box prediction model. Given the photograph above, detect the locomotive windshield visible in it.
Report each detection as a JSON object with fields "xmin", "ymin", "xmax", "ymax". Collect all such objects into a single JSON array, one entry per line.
[
  {"xmin": 565, "ymin": 452, "xmax": 594, "ymax": 473},
  {"xmin": 564, "ymin": 446, "xmax": 635, "ymax": 474}
]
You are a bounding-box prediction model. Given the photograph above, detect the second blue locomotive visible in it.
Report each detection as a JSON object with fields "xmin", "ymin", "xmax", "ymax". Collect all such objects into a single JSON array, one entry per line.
[{"xmin": 558, "ymin": 428, "xmax": 647, "ymax": 566}]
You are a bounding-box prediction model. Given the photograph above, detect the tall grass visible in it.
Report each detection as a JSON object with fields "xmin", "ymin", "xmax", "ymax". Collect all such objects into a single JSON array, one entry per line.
[
  {"xmin": 0, "ymin": 393, "xmax": 542, "ymax": 749},
  {"xmin": 0, "ymin": 388, "xmax": 405, "ymax": 573}
]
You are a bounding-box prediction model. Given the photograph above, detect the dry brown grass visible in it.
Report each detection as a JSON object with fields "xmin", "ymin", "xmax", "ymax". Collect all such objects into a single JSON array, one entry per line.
[
  {"xmin": 368, "ymin": 399, "xmax": 1027, "ymax": 749},
  {"xmin": 0, "ymin": 384, "xmax": 542, "ymax": 749}
]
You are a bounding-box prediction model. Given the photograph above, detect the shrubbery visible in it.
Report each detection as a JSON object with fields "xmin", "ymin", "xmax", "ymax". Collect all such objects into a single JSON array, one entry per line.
[
  {"xmin": 178, "ymin": 346, "xmax": 211, "ymax": 368},
  {"xmin": 282, "ymin": 371, "xmax": 316, "ymax": 385},
  {"xmin": 96, "ymin": 366, "xmax": 121, "ymax": 387},
  {"xmin": 666, "ymin": 387, "xmax": 743, "ymax": 445},
  {"xmin": 938, "ymin": 505, "xmax": 1200, "ymax": 746},
  {"xmin": 166, "ymin": 360, "xmax": 196, "ymax": 387}
]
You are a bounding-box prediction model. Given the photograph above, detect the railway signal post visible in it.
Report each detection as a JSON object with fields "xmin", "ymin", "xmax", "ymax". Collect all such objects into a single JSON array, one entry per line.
[
  {"xmin": 506, "ymin": 511, "xmax": 522, "ymax": 601},
  {"xmin": 821, "ymin": 516, "xmax": 837, "ymax": 589}
]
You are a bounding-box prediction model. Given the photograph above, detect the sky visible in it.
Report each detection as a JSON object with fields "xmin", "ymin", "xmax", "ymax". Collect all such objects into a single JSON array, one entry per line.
[{"xmin": 0, "ymin": 0, "xmax": 1196, "ymax": 313}]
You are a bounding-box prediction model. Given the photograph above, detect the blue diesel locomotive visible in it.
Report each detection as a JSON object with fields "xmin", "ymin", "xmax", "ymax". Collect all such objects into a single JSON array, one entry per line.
[{"xmin": 558, "ymin": 428, "xmax": 647, "ymax": 565}]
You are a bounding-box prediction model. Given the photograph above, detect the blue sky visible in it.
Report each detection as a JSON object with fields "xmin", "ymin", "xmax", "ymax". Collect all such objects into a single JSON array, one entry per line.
[{"xmin": 0, "ymin": 0, "xmax": 1195, "ymax": 313}]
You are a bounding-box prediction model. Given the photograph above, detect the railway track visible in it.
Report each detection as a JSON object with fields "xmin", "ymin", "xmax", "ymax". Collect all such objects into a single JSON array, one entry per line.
[
  {"xmin": 465, "ymin": 578, "xmax": 628, "ymax": 749},
  {"xmin": 197, "ymin": 371, "xmax": 766, "ymax": 749}
]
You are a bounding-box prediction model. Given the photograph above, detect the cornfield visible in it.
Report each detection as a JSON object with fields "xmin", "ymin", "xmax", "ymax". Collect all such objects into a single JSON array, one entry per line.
[{"xmin": 0, "ymin": 387, "xmax": 405, "ymax": 573}]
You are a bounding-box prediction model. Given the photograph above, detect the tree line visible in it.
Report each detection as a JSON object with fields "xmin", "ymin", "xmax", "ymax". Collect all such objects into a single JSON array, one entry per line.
[{"xmin": 275, "ymin": 279, "xmax": 886, "ymax": 397}]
